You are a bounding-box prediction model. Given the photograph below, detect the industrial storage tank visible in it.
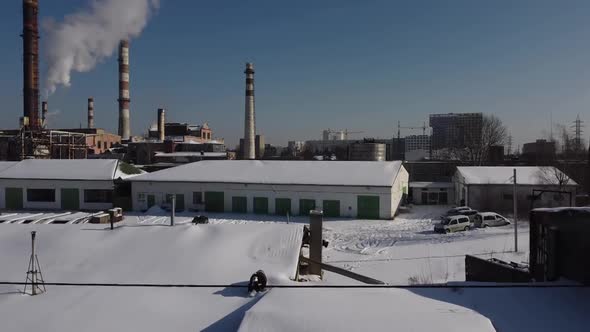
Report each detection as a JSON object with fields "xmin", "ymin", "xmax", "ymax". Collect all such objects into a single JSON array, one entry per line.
[{"xmin": 349, "ymin": 143, "xmax": 386, "ymax": 161}]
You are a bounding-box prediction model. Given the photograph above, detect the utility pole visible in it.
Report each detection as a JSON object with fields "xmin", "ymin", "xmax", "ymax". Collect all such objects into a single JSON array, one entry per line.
[
  {"xmin": 513, "ymin": 168, "xmax": 518, "ymax": 252},
  {"xmin": 170, "ymin": 194, "xmax": 176, "ymax": 226}
]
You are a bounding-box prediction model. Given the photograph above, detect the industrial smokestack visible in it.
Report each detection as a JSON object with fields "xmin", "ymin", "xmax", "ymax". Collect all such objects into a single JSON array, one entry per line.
[
  {"xmin": 243, "ymin": 63, "xmax": 256, "ymax": 160},
  {"xmin": 118, "ymin": 40, "xmax": 131, "ymax": 140},
  {"xmin": 87, "ymin": 97, "xmax": 95, "ymax": 129},
  {"xmin": 157, "ymin": 108, "xmax": 165, "ymax": 141},
  {"xmin": 23, "ymin": 0, "xmax": 40, "ymax": 130},
  {"xmin": 43, "ymin": 0, "xmax": 160, "ymax": 94},
  {"xmin": 41, "ymin": 101, "xmax": 47, "ymax": 128}
]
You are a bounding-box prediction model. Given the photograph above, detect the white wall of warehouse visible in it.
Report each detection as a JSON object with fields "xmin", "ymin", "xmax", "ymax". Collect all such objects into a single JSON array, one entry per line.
[
  {"xmin": 0, "ymin": 179, "xmax": 114, "ymax": 211},
  {"xmin": 132, "ymin": 177, "xmax": 408, "ymax": 220}
]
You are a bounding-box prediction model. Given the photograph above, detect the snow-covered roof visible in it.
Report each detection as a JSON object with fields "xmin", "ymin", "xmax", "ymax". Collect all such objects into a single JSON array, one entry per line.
[
  {"xmin": 0, "ymin": 159, "xmax": 119, "ymax": 181},
  {"xmin": 131, "ymin": 160, "xmax": 404, "ymax": 187},
  {"xmin": 238, "ymin": 288, "xmax": 495, "ymax": 332},
  {"xmin": 0, "ymin": 222, "xmax": 303, "ymax": 331},
  {"xmin": 0, "ymin": 223, "xmax": 302, "ymax": 284},
  {"xmin": 154, "ymin": 152, "xmax": 227, "ymax": 158},
  {"xmin": 456, "ymin": 166, "xmax": 578, "ymax": 186},
  {"xmin": 0, "ymin": 161, "xmax": 18, "ymax": 173},
  {"xmin": 0, "ymin": 160, "xmax": 143, "ymax": 181},
  {"xmin": 410, "ymin": 181, "xmax": 454, "ymax": 188}
]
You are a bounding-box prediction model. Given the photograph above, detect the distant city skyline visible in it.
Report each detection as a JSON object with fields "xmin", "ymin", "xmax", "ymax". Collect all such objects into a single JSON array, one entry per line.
[{"xmin": 1, "ymin": 0, "xmax": 589, "ymax": 148}]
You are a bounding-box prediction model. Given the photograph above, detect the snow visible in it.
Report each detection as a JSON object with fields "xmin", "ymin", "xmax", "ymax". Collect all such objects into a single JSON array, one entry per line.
[
  {"xmin": 0, "ymin": 205, "xmax": 589, "ymax": 331},
  {"xmin": 130, "ymin": 160, "xmax": 403, "ymax": 187},
  {"xmin": 154, "ymin": 151, "xmax": 228, "ymax": 157},
  {"xmin": 457, "ymin": 166, "xmax": 578, "ymax": 185},
  {"xmin": 0, "ymin": 159, "xmax": 119, "ymax": 180},
  {"xmin": 410, "ymin": 181, "xmax": 454, "ymax": 188},
  {"xmin": 0, "ymin": 223, "xmax": 303, "ymax": 285},
  {"xmin": 238, "ymin": 288, "xmax": 496, "ymax": 332},
  {"xmin": 0, "ymin": 161, "xmax": 18, "ymax": 173},
  {"xmin": 321, "ymin": 205, "xmax": 529, "ymax": 284}
]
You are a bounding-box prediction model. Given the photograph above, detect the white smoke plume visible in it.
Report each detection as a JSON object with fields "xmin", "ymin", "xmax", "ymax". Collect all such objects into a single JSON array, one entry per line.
[{"xmin": 43, "ymin": 0, "xmax": 160, "ymax": 95}]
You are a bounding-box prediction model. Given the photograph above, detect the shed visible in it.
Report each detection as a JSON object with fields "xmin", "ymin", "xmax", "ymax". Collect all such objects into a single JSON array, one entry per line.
[
  {"xmin": 0, "ymin": 159, "xmax": 142, "ymax": 211},
  {"xmin": 454, "ymin": 166, "xmax": 578, "ymax": 214},
  {"xmin": 129, "ymin": 160, "xmax": 409, "ymax": 219}
]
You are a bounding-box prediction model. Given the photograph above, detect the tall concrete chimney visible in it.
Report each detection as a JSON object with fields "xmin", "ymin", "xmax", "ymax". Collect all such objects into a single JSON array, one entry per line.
[
  {"xmin": 87, "ymin": 97, "xmax": 95, "ymax": 129},
  {"xmin": 41, "ymin": 101, "xmax": 47, "ymax": 128},
  {"xmin": 22, "ymin": 0, "xmax": 40, "ymax": 130},
  {"xmin": 157, "ymin": 108, "xmax": 165, "ymax": 141},
  {"xmin": 118, "ymin": 40, "xmax": 131, "ymax": 140},
  {"xmin": 243, "ymin": 62, "xmax": 256, "ymax": 160}
]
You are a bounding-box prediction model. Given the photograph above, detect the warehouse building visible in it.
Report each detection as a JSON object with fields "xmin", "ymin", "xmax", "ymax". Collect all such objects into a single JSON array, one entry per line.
[
  {"xmin": 0, "ymin": 159, "xmax": 141, "ymax": 211},
  {"xmin": 129, "ymin": 160, "xmax": 409, "ymax": 219},
  {"xmin": 454, "ymin": 166, "xmax": 578, "ymax": 214}
]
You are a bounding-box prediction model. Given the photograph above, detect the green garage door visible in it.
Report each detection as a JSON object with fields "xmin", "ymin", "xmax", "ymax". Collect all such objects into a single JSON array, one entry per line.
[
  {"xmin": 166, "ymin": 194, "xmax": 185, "ymax": 211},
  {"xmin": 61, "ymin": 188, "xmax": 80, "ymax": 210},
  {"xmin": 5, "ymin": 188, "xmax": 23, "ymax": 210},
  {"xmin": 205, "ymin": 192, "xmax": 225, "ymax": 212},
  {"xmin": 357, "ymin": 196, "xmax": 380, "ymax": 219},
  {"xmin": 147, "ymin": 194, "xmax": 156, "ymax": 209},
  {"xmin": 323, "ymin": 200, "xmax": 340, "ymax": 217},
  {"xmin": 232, "ymin": 196, "xmax": 247, "ymax": 213},
  {"xmin": 299, "ymin": 199, "xmax": 316, "ymax": 216},
  {"xmin": 172, "ymin": 194, "xmax": 185, "ymax": 211},
  {"xmin": 275, "ymin": 198, "xmax": 291, "ymax": 216},
  {"xmin": 253, "ymin": 197, "xmax": 268, "ymax": 214}
]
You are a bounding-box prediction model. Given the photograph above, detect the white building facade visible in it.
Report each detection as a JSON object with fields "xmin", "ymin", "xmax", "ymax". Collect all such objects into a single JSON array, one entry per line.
[
  {"xmin": 130, "ymin": 160, "xmax": 409, "ymax": 220},
  {"xmin": 0, "ymin": 160, "xmax": 140, "ymax": 211},
  {"xmin": 454, "ymin": 166, "xmax": 578, "ymax": 214}
]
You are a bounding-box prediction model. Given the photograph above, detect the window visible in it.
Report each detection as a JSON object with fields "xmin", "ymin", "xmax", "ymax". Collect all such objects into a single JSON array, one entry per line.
[
  {"xmin": 460, "ymin": 218, "xmax": 469, "ymax": 223},
  {"xmin": 484, "ymin": 216, "xmax": 495, "ymax": 221},
  {"xmin": 98, "ymin": 141, "xmax": 102, "ymax": 149},
  {"xmin": 450, "ymin": 220, "xmax": 457, "ymax": 225},
  {"xmin": 84, "ymin": 190, "xmax": 112, "ymax": 203},
  {"xmin": 503, "ymin": 193, "xmax": 513, "ymax": 200},
  {"xmin": 27, "ymin": 189, "xmax": 55, "ymax": 202},
  {"xmin": 193, "ymin": 192, "xmax": 203, "ymax": 204},
  {"xmin": 138, "ymin": 193, "xmax": 146, "ymax": 202}
]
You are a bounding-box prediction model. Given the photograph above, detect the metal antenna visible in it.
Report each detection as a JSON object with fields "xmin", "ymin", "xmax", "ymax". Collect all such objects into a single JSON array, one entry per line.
[{"xmin": 24, "ymin": 231, "xmax": 46, "ymax": 295}]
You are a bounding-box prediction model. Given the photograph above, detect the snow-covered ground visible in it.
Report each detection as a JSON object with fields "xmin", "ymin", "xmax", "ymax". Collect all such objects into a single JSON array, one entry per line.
[
  {"xmin": 321, "ymin": 205, "xmax": 530, "ymax": 284},
  {"xmin": 133, "ymin": 205, "xmax": 528, "ymax": 285},
  {"xmin": 0, "ymin": 205, "xmax": 588, "ymax": 331}
]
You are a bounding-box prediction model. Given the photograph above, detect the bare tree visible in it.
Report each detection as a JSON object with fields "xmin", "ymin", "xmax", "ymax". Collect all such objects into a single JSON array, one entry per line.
[
  {"xmin": 464, "ymin": 114, "xmax": 508, "ymax": 165},
  {"xmin": 537, "ymin": 166, "xmax": 571, "ymax": 191}
]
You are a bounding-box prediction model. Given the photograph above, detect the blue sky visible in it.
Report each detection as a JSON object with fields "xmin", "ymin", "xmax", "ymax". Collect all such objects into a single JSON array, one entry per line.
[{"xmin": 1, "ymin": 0, "xmax": 590, "ymax": 149}]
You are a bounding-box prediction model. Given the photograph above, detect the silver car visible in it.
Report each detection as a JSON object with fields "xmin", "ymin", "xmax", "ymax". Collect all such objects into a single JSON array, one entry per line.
[
  {"xmin": 434, "ymin": 215, "xmax": 472, "ymax": 233},
  {"xmin": 474, "ymin": 212, "xmax": 511, "ymax": 228}
]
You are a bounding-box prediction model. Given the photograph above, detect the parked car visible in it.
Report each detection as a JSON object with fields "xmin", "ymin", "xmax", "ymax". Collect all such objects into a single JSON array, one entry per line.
[
  {"xmin": 434, "ymin": 215, "xmax": 472, "ymax": 233},
  {"xmin": 444, "ymin": 206, "xmax": 471, "ymax": 216},
  {"xmin": 444, "ymin": 208, "xmax": 478, "ymax": 222},
  {"xmin": 474, "ymin": 212, "xmax": 510, "ymax": 228}
]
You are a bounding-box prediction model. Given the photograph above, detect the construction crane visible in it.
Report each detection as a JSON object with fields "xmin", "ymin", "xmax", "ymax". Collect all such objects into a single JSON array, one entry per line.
[{"xmin": 397, "ymin": 121, "xmax": 428, "ymax": 140}]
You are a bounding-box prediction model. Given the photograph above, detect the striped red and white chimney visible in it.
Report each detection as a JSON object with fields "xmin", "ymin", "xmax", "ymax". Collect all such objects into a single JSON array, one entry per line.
[
  {"xmin": 87, "ymin": 97, "xmax": 94, "ymax": 129},
  {"xmin": 243, "ymin": 63, "xmax": 256, "ymax": 160},
  {"xmin": 118, "ymin": 40, "xmax": 131, "ymax": 140}
]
